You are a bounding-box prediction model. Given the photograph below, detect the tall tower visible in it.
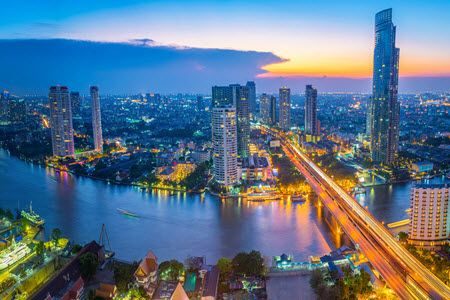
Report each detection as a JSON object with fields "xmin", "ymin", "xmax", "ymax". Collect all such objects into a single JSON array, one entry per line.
[
  {"xmin": 90, "ymin": 86, "xmax": 103, "ymax": 153},
  {"xmin": 369, "ymin": 8, "xmax": 400, "ymax": 164},
  {"xmin": 212, "ymin": 84, "xmax": 250, "ymax": 157},
  {"xmin": 212, "ymin": 106, "xmax": 238, "ymax": 188},
  {"xmin": 259, "ymin": 93, "xmax": 271, "ymax": 124},
  {"xmin": 246, "ymin": 81, "xmax": 256, "ymax": 116},
  {"xmin": 279, "ymin": 87, "xmax": 291, "ymax": 131},
  {"xmin": 305, "ymin": 85, "xmax": 319, "ymax": 138},
  {"xmin": 49, "ymin": 86, "xmax": 75, "ymax": 157},
  {"xmin": 231, "ymin": 84, "xmax": 250, "ymax": 157},
  {"xmin": 270, "ymin": 95, "xmax": 277, "ymax": 126}
]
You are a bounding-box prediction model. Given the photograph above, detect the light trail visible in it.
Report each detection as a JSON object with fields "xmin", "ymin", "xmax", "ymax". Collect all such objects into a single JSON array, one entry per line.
[{"xmin": 260, "ymin": 125, "xmax": 450, "ymax": 300}]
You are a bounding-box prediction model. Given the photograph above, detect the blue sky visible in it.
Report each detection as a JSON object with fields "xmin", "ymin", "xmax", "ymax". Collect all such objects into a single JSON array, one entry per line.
[{"xmin": 1, "ymin": 1, "xmax": 449, "ymax": 93}]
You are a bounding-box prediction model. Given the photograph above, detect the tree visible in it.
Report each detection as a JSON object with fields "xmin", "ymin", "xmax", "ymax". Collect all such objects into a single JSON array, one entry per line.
[
  {"xmin": 71, "ymin": 244, "xmax": 83, "ymax": 254},
  {"xmin": 232, "ymin": 250, "xmax": 265, "ymax": 277},
  {"xmin": 51, "ymin": 228, "xmax": 62, "ymax": 247},
  {"xmin": 35, "ymin": 241, "xmax": 45, "ymax": 257},
  {"xmin": 158, "ymin": 260, "xmax": 185, "ymax": 281},
  {"xmin": 79, "ymin": 252, "xmax": 99, "ymax": 280},
  {"xmin": 5, "ymin": 209, "xmax": 14, "ymax": 220},
  {"xmin": 398, "ymin": 231, "xmax": 408, "ymax": 243},
  {"xmin": 217, "ymin": 257, "xmax": 232, "ymax": 277},
  {"xmin": 114, "ymin": 262, "xmax": 139, "ymax": 292}
]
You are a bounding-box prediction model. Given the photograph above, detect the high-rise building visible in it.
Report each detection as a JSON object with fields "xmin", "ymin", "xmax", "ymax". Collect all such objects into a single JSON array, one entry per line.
[
  {"xmin": 305, "ymin": 85, "xmax": 319, "ymax": 139},
  {"xmin": 212, "ymin": 86, "xmax": 233, "ymax": 108},
  {"xmin": 8, "ymin": 98, "xmax": 26, "ymax": 125},
  {"xmin": 212, "ymin": 84, "xmax": 250, "ymax": 157},
  {"xmin": 259, "ymin": 93, "xmax": 271, "ymax": 124},
  {"xmin": 368, "ymin": 8, "xmax": 400, "ymax": 164},
  {"xmin": 49, "ymin": 86, "xmax": 75, "ymax": 157},
  {"xmin": 212, "ymin": 106, "xmax": 238, "ymax": 188},
  {"xmin": 279, "ymin": 87, "xmax": 291, "ymax": 131},
  {"xmin": 270, "ymin": 96, "xmax": 277, "ymax": 125},
  {"xmin": 409, "ymin": 184, "xmax": 449, "ymax": 250},
  {"xmin": 90, "ymin": 86, "xmax": 103, "ymax": 153},
  {"xmin": 231, "ymin": 84, "xmax": 250, "ymax": 157},
  {"xmin": 70, "ymin": 92, "xmax": 82, "ymax": 118},
  {"xmin": 246, "ymin": 81, "xmax": 256, "ymax": 116}
]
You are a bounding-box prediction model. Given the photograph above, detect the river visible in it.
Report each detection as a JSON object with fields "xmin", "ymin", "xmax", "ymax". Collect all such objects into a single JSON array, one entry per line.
[{"xmin": 0, "ymin": 150, "xmax": 430, "ymax": 263}]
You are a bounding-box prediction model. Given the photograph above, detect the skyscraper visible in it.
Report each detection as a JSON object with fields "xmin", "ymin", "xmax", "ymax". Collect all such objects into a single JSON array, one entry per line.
[
  {"xmin": 212, "ymin": 106, "xmax": 238, "ymax": 188},
  {"xmin": 305, "ymin": 85, "xmax": 319, "ymax": 138},
  {"xmin": 212, "ymin": 84, "xmax": 250, "ymax": 157},
  {"xmin": 246, "ymin": 81, "xmax": 256, "ymax": 116},
  {"xmin": 270, "ymin": 95, "xmax": 277, "ymax": 125},
  {"xmin": 231, "ymin": 84, "xmax": 250, "ymax": 157},
  {"xmin": 369, "ymin": 8, "xmax": 400, "ymax": 164},
  {"xmin": 259, "ymin": 93, "xmax": 271, "ymax": 124},
  {"xmin": 49, "ymin": 86, "xmax": 75, "ymax": 157},
  {"xmin": 409, "ymin": 183, "xmax": 450, "ymax": 250},
  {"xmin": 90, "ymin": 86, "xmax": 103, "ymax": 153},
  {"xmin": 70, "ymin": 92, "xmax": 82, "ymax": 118},
  {"xmin": 279, "ymin": 87, "xmax": 291, "ymax": 131},
  {"xmin": 212, "ymin": 86, "xmax": 233, "ymax": 107}
]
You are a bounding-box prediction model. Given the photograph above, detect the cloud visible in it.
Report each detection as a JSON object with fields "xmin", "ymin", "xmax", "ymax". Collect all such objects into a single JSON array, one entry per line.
[
  {"xmin": 0, "ymin": 39, "xmax": 448, "ymax": 94},
  {"xmin": 0, "ymin": 39, "xmax": 282, "ymax": 94}
]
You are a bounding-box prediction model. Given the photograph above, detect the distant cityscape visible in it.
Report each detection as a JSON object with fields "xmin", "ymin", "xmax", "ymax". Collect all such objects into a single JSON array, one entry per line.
[{"xmin": 0, "ymin": 6, "xmax": 449, "ymax": 300}]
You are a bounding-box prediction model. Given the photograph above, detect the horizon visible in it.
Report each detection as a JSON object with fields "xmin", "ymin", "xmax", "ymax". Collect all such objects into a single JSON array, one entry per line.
[{"xmin": 1, "ymin": 1, "xmax": 450, "ymax": 93}]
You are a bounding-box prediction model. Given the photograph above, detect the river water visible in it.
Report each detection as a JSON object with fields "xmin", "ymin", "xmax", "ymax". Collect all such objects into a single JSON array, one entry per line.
[{"xmin": 0, "ymin": 150, "xmax": 427, "ymax": 263}]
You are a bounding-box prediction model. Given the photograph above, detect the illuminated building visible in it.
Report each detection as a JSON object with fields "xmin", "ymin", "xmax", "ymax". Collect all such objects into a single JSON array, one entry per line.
[
  {"xmin": 409, "ymin": 183, "xmax": 449, "ymax": 250},
  {"xmin": 7, "ymin": 98, "xmax": 26, "ymax": 126},
  {"xmin": 212, "ymin": 106, "xmax": 238, "ymax": 188},
  {"xmin": 49, "ymin": 86, "xmax": 75, "ymax": 157},
  {"xmin": 304, "ymin": 85, "xmax": 320, "ymax": 141},
  {"xmin": 90, "ymin": 86, "xmax": 103, "ymax": 153},
  {"xmin": 134, "ymin": 250, "xmax": 158, "ymax": 295},
  {"xmin": 70, "ymin": 91, "xmax": 82, "ymax": 118},
  {"xmin": 270, "ymin": 95, "xmax": 277, "ymax": 125},
  {"xmin": 259, "ymin": 93, "xmax": 271, "ymax": 124},
  {"xmin": 279, "ymin": 87, "xmax": 291, "ymax": 131},
  {"xmin": 212, "ymin": 84, "xmax": 250, "ymax": 157},
  {"xmin": 368, "ymin": 8, "xmax": 400, "ymax": 164},
  {"xmin": 246, "ymin": 81, "xmax": 256, "ymax": 116},
  {"xmin": 0, "ymin": 241, "xmax": 30, "ymax": 270}
]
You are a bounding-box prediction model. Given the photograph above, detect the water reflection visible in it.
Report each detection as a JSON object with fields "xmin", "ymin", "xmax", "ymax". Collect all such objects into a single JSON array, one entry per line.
[{"xmin": 1, "ymin": 150, "xmax": 341, "ymax": 262}]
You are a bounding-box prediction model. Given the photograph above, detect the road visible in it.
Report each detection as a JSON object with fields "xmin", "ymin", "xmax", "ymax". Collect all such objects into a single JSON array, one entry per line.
[{"xmin": 261, "ymin": 126, "xmax": 450, "ymax": 300}]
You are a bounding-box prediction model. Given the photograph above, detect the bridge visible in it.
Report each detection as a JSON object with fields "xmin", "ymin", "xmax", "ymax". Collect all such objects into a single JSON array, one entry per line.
[{"xmin": 260, "ymin": 126, "xmax": 450, "ymax": 300}]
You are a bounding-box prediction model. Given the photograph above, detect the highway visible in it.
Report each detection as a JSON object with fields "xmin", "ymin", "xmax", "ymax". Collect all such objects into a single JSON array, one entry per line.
[{"xmin": 261, "ymin": 126, "xmax": 450, "ymax": 300}]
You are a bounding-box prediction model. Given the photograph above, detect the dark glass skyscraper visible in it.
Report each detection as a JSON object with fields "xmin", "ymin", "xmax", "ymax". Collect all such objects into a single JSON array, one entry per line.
[
  {"xmin": 279, "ymin": 87, "xmax": 291, "ymax": 131},
  {"xmin": 305, "ymin": 85, "xmax": 319, "ymax": 137},
  {"xmin": 246, "ymin": 81, "xmax": 256, "ymax": 116},
  {"xmin": 368, "ymin": 8, "xmax": 400, "ymax": 164}
]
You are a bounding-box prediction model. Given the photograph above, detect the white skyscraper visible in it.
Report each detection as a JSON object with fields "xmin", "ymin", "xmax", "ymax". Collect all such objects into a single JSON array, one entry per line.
[
  {"xmin": 49, "ymin": 86, "xmax": 75, "ymax": 157},
  {"xmin": 409, "ymin": 183, "xmax": 449, "ymax": 250},
  {"xmin": 90, "ymin": 86, "xmax": 103, "ymax": 153},
  {"xmin": 212, "ymin": 106, "xmax": 238, "ymax": 188}
]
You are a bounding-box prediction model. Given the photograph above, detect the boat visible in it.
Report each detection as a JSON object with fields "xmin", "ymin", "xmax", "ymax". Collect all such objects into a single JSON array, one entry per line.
[
  {"xmin": 291, "ymin": 194, "xmax": 306, "ymax": 202},
  {"xmin": 116, "ymin": 208, "xmax": 139, "ymax": 218},
  {"xmin": 21, "ymin": 202, "xmax": 45, "ymax": 227},
  {"xmin": 352, "ymin": 186, "xmax": 366, "ymax": 195},
  {"xmin": 0, "ymin": 240, "xmax": 30, "ymax": 270}
]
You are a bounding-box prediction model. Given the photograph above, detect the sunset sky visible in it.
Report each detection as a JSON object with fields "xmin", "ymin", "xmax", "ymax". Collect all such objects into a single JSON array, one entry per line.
[{"xmin": 1, "ymin": 1, "xmax": 449, "ymax": 93}]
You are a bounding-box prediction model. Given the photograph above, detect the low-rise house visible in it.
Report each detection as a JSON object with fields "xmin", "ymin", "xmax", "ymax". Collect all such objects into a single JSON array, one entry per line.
[
  {"xmin": 153, "ymin": 281, "xmax": 189, "ymax": 300},
  {"xmin": 95, "ymin": 283, "xmax": 117, "ymax": 299},
  {"xmin": 134, "ymin": 251, "xmax": 158, "ymax": 295}
]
